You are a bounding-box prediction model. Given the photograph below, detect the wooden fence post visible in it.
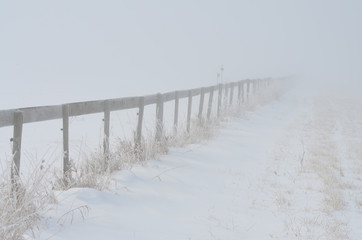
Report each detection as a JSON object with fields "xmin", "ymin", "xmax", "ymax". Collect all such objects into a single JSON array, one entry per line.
[
  {"xmin": 155, "ymin": 93, "xmax": 164, "ymax": 141},
  {"xmin": 242, "ymin": 81, "xmax": 246, "ymax": 103},
  {"xmin": 103, "ymin": 100, "xmax": 110, "ymax": 168},
  {"xmin": 253, "ymin": 80, "xmax": 257, "ymax": 94},
  {"xmin": 217, "ymin": 84, "xmax": 222, "ymax": 118},
  {"xmin": 136, "ymin": 96, "xmax": 145, "ymax": 146},
  {"xmin": 237, "ymin": 81, "xmax": 242, "ymax": 106},
  {"xmin": 135, "ymin": 96, "xmax": 144, "ymax": 158},
  {"xmin": 224, "ymin": 84, "xmax": 229, "ymax": 109},
  {"xmin": 253, "ymin": 80, "xmax": 256, "ymax": 94},
  {"xmin": 207, "ymin": 86, "xmax": 214, "ymax": 120},
  {"xmin": 11, "ymin": 110, "xmax": 23, "ymax": 195},
  {"xmin": 258, "ymin": 79, "xmax": 262, "ymax": 92},
  {"xmin": 62, "ymin": 104, "xmax": 70, "ymax": 186},
  {"xmin": 187, "ymin": 90, "xmax": 192, "ymax": 133},
  {"xmin": 261, "ymin": 79, "xmax": 264, "ymax": 91},
  {"xmin": 246, "ymin": 80, "xmax": 250, "ymax": 101},
  {"xmin": 229, "ymin": 84, "xmax": 234, "ymax": 106},
  {"xmin": 174, "ymin": 91, "xmax": 179, "ymax": 134},
  {"xmin": 198, "ymin": 87, "xmax": 205, "ymax": 122}
]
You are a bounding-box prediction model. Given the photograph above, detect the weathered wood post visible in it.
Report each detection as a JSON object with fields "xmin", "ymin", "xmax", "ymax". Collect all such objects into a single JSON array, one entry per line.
[
  {"xmin": 187, "ymin": 90, "xmax": 192, "ymax": 133},
  {"xmin": 103, "ymin": 100, "xmax": 110, "ymax": 169},
  {"xmin": 238, "ymin": 81, "xmax": 242, "ymax": 106},
  {"xmin": 173, "ymin": 91, "xmax": 179, "ymax": 134},
  {"xmin": 246, "ymin": 80, "xmax": 250, "ymax": 102},
  {"xmin": 241, "ymin": 81, "xmax": 244, "ymax": 103},
  {"xmin": 62, "ymin": 104, "xmax": 70, "ymax": 186},
  {"xmin": 253, "ymin": 80, "xmax": 257, "ymax": 94},
  {"xmin": 155, "ymin": 93, "xmax": 164, "ymax": 141},
  {"xmin": 229, "ymin": 83, "xmax": 234, "ymax": 106},
  {"xmin": 207, "ymin": 86, "xmax": 214, "ymax": 120},
  {"xmin": 261, "ymin": 79, "xmax": 265, "ymax": 91},
  {"xmin": 261, "ymin": 79, "xmax": 264, "ymax": 91},
  {"xmin": 255, "ymin": 80, "xmax": 258, "ymax": 94},
  {"xmin": 224, "ymin": 83, "xmax": 229, "ymax": 109},
  {"xmin": 11, "ymin": 110, "xmax": 23, "ymax": 195},
  {"xmin": 198, "ymin": 87, "xmax": 205, "ymax": 123},
  {"xmin": 136, "ymin": 96, "xmax": 144, "ymax": 158},
  {"xmin": 217, "ymin": 84, "xmax": 222, "ymax": 118}
]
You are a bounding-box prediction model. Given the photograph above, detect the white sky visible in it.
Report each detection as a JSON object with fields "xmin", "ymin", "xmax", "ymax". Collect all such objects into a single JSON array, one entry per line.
[{"xmin": 1, "ymin": 0, "xmax": 361, "ymax": 108}]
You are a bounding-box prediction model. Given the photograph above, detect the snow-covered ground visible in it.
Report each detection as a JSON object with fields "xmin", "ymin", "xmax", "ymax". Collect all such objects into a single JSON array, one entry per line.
[
  {"xmin": 28, "ymin": 84, "xmax": 362, "ymax": 240},
  {"xmin": 2, "ymin": 1, "xmax": 361, "ymax": 239}
]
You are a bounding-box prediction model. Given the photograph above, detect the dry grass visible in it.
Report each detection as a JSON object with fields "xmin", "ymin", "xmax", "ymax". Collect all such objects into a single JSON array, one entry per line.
[
  {"xmin": 275, "ymin": 191, "xmax": 292, "ymax": 210},
  {"xmin": 0, "ymin": 80, "xmax": 288, "ymax": 238},
  {"xmin": 52, "ymin": 80, "xmax": 288, "ymax": 191},
  {"xmin": 0, "ymin": 159, "xmax": 56, "ymax": 239},
  {"xmin": 270, "ymin": 94, "xmax": 358, "ymax": 239},
  {"xmin": 66, "ymin": 116, "xmax": 217, "ymax": 190}
]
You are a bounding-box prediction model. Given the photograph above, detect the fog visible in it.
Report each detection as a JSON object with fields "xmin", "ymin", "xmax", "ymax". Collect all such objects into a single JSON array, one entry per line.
[{"xmin": 1, "ymin": 0, "xmax": 361, "ymax": 109}]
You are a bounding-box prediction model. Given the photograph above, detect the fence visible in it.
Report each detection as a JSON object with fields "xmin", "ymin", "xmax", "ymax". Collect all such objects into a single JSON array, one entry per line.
[{"xmin": 0, "ymin": 78, "xmax": 274, "ymax": 188}]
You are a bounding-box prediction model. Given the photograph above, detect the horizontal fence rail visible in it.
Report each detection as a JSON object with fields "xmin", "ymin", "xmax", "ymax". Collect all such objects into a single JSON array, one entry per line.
[
  {"xmin": 1, "ymin": 78, "xmax": 278, "ymax": 189},
  {"xmin": 0, "ymin": 80, "xmax": 270, "ymax": 128}
]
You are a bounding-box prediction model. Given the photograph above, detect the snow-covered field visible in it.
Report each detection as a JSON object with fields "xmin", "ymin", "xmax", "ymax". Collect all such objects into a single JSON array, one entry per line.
[
  {"xmin": 25, "ymin": 83, "xmax": 362, "ymax": 240},
  {"xmin": 2, "ymin": 1, "xmax": 362, "ymax": 239}
]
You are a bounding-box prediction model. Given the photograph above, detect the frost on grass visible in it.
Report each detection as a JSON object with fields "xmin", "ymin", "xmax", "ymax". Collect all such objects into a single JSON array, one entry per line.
[
  {"xmin": 0, "ymin": 160, "xmax": 56, "ymax": 240},
  {"xmin": 59, "ymin": 80, "xmax": 287, "ymax": 191},
  {"xmin": 0, "ymin": 80, "xmax": 288, "ymax": 238},
  {"xmin": 59, "ymin": 117, "xmax": 217, "ymax": 191}
]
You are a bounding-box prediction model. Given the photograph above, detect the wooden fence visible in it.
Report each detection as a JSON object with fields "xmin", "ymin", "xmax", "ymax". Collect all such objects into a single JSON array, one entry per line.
[{"xmin": 0, "ymin": 78, "xmax": 274, "ymax": 186}]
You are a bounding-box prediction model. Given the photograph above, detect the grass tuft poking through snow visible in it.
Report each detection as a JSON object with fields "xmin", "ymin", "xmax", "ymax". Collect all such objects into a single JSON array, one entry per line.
[
  {"xmin": 267, "ymin": 93, "xmax": 362, "ymax": 240},
  {"xmin": 0, "ymin": 159, "xmax": 56, "ymax": 240},
  {"xmin": 59, "ymin": 116, "xmax": 218, "ymax": 191},
  {"xmin": 1, "ymin": 81, "xmax": 289, "ymax": 239},
  {"xmin": 60, "ymin": 81, "xmax": 287, "ymax": 192}
]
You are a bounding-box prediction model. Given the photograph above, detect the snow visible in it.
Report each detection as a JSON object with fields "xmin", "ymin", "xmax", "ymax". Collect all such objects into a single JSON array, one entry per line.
[
  {"xmin": 29, "ymin": 84, "xmax": 362, "ymax": 239},
  {"xmin": 2, "ymin": 1, "xmax": 361, "ymax": 238}
]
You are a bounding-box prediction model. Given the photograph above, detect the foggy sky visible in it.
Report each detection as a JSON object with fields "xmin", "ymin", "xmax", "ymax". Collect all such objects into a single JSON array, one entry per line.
[{"xmin": 1, "ymin": 0, "xmax": 361, "ymax": 109}]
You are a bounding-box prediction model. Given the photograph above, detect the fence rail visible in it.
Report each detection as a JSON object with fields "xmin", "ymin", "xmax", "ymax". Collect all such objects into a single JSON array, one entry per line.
[{"xmin": 1, "ymin": 78, "xmax": 275, "ymax": 188}]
